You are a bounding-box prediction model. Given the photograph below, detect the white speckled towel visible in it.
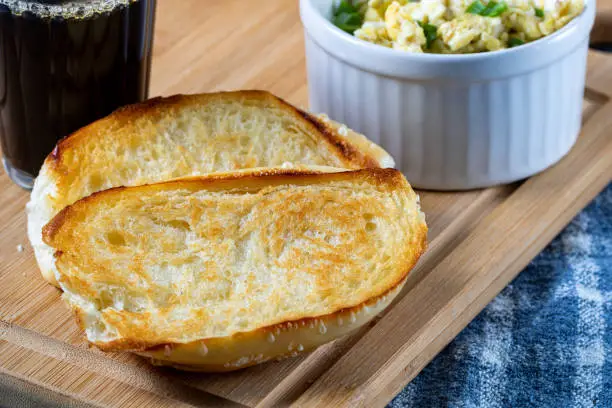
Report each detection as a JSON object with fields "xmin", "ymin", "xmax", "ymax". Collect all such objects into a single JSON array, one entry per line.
[{"xmin": 390, "ymin": 183, "xmax": 611, "ymax": 408}]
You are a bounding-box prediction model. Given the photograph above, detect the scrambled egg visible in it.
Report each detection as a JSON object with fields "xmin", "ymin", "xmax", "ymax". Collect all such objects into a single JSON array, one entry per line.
[{"xmin": 352, "ymin": 0, "xmax": 584, "ymax": 53}]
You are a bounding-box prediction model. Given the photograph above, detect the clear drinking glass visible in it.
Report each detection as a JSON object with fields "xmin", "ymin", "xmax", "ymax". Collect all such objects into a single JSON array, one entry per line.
[{"xmin": 0, "ymin": 0, "xmax": 156, "ymax": 189}]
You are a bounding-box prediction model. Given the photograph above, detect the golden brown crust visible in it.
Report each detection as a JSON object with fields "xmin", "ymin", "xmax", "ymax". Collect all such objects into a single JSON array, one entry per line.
[
  {"xmin": 43, "ymin": 167, "xmax": 405, "ymax": 245},
  {"xmin": 30, "ymin": 90, "xmax": 396, "ymax": 289},
  {"xmin": 138, "ymin": 277, "xmax": 412, "ymax": 372},
  {"xmin": 46, "ymin": 91, "xmax": 383, "ymax": 172},
  {"xmin": 91, "ymin": 245, "xmax": 425, "ymax": 354},
  {"xmin": 296, "ymin": 109, "xmax": 380, "ymax": 169},
  {"xmin": 45, "ymin": 168, "xmax": 426, "ymax": 370}
]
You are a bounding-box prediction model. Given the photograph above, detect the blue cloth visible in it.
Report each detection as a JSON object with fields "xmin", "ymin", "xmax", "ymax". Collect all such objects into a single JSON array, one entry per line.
[{"xmin": 390, "ymin": 184, "xmax": 611, "ymax": 408}]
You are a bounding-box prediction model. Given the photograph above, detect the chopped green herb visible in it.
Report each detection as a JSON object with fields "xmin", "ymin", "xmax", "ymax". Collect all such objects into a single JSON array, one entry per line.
[
  {"xmin": 417, "ymin": 21, "xmax": 438, "ymax": 49},
  {"xmin": 334, "ymin": 0, "xmax": 358, "ymax": 14},
  {"xmin": 466, "ymin": 0, "xmax": 487, "ymax": 15},
  {"xmin": 535, "ymin": 7, "xmax": 544, "ymax": 17},
  {"xmin": 508, "ymin": 37, "xmax": 525, "ymax": 47},
  {"xmin": 333, "ymin": 12, "xmax": 363, "ymax": 33},
  {"xmin": 332, "ymin": 0, "xmax": 363, "ymax": 34},
  {"xmin": 484, "ymin": 1, "xmax": 508, "ymax": 16},
  {"xmin": 466, "ymin": 0, "xmax": 508, "ymax": 17}
]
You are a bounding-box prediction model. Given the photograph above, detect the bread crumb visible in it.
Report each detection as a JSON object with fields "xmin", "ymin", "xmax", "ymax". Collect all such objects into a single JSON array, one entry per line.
[{"xmin": 16, "ymin": 244, "xmax": 24, "ymax": 252}]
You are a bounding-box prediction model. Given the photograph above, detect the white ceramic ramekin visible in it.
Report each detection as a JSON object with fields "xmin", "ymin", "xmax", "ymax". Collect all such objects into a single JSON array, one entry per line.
[{"xmin": 300, "ymin": 0, "xmax": 596, "ymax": 190}]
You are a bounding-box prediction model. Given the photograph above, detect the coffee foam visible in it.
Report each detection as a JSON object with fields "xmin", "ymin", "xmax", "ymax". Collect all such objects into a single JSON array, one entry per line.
[{"xmin": 1, "ymin": 0, "xmax": 136, "ymax": 19}]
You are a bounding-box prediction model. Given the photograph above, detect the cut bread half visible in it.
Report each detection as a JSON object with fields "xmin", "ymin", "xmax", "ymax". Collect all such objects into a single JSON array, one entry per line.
[
  {"xmin": 27, "ymin": 90, "xmax": 394, "ymax": 287},
  {"xmin": 43, "ymin": 168, "xmax": 426, "ymax": 371}
]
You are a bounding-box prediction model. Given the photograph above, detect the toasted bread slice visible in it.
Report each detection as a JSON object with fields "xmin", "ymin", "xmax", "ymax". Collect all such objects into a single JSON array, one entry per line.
[
  {"xmin": 43, "ymin": 168, "xmax": 426, "ymax": 371},
  {"xmin": 27, "ymin": 90, "xmax": 394, "ymax": 287}
]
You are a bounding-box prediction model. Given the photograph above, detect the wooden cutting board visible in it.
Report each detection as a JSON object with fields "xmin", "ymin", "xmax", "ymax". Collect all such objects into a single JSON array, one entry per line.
[{"xmin": 1, "ymin": 1, "xmax": 611, "ymax": 407}]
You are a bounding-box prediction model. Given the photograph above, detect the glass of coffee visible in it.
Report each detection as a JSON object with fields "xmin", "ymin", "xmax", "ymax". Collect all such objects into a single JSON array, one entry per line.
[{"xmin": 0, "ymin": 0, "xmax": 156, "ymax": 189}]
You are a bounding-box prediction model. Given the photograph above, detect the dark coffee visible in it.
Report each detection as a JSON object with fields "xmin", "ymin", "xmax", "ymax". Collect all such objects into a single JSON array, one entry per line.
[{"xmin": 0, "ymin": 0, "xmax": 156, "ymax": 187}]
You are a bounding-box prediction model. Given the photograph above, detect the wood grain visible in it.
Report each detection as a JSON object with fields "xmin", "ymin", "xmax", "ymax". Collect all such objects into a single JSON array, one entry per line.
[{"xmin": 0, "ymin": 1, "xmax": 611, "ymax": 407}]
